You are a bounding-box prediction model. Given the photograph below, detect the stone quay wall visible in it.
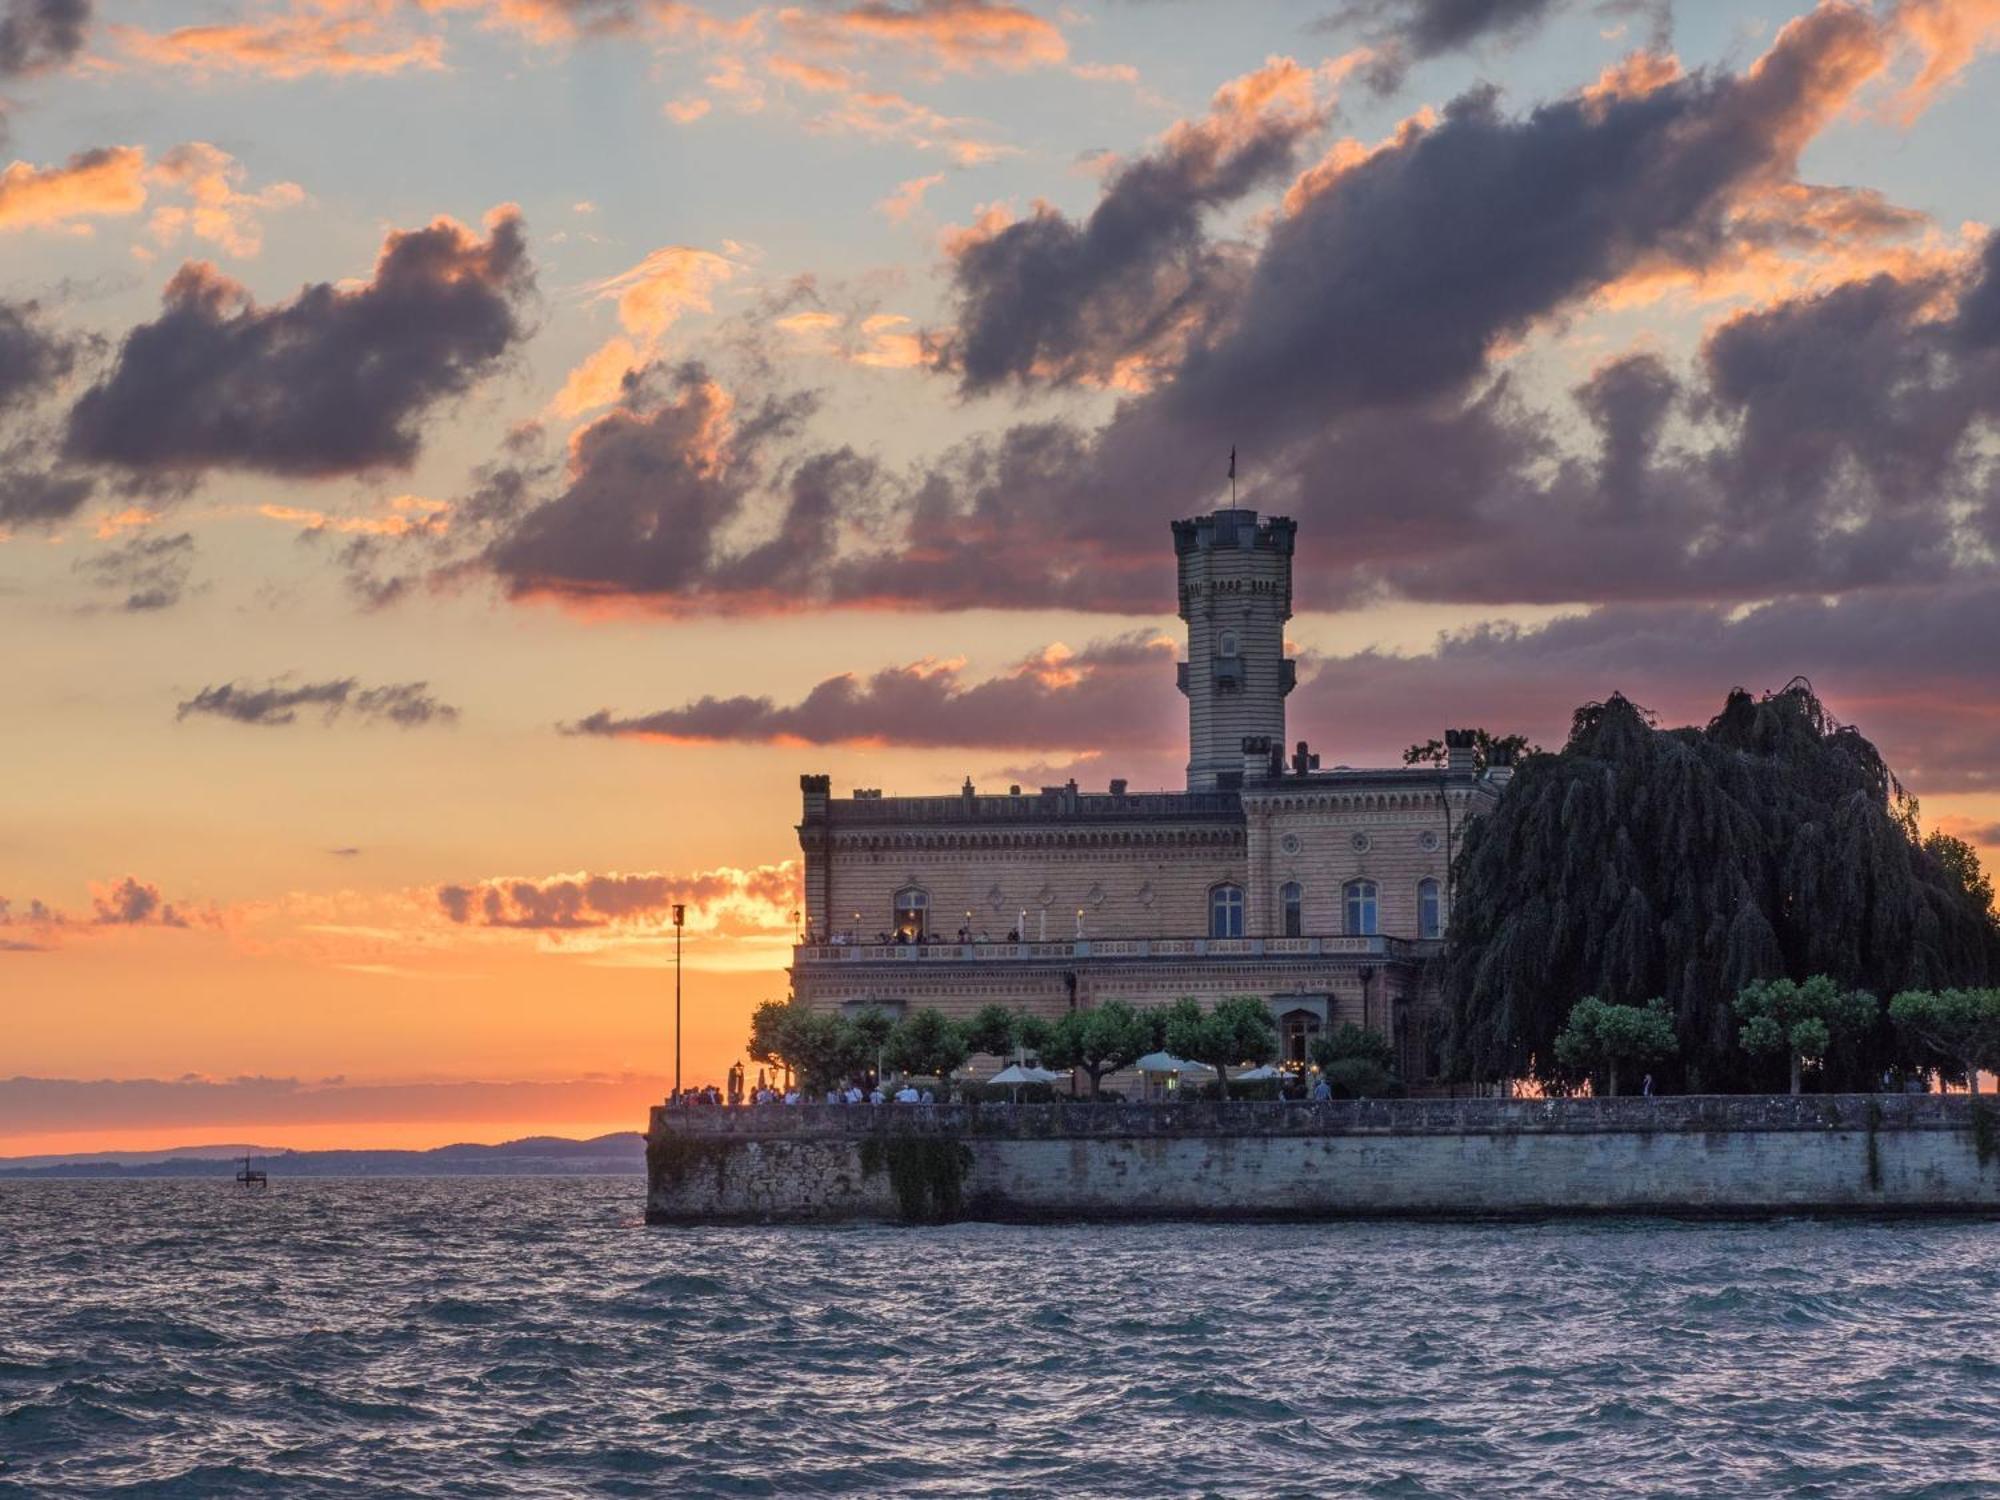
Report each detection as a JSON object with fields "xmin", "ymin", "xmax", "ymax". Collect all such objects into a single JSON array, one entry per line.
[{"xmin": 644, "ymin": 1095, "xmax": 2000, "ymax": 1225}]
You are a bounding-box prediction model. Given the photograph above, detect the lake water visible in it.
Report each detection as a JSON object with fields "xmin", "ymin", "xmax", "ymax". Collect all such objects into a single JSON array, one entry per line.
[{"xmin": 3, "ymin": 1178, "xmax": 1998, "ymax": 1496}]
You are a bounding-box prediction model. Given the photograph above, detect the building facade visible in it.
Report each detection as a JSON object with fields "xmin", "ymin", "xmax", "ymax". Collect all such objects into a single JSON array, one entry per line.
[{"xmin": 790, "ymin": 508, "xmax": 1512, "ymax": 1086}]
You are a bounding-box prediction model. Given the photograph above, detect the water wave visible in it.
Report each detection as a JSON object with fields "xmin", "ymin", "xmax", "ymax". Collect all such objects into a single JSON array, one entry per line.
[{"xmin": 4, "ymin": 1181, "xmax": 2000, "ymax": 1495}]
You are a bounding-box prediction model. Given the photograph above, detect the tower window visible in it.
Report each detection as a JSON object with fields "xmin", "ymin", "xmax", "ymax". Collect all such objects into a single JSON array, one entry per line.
[
  {"xmin": 892, "ymin": 887, "xmax": 929, "ymax": 941},
  {"xmin": 1279, "ymin": 881, "xmax": 1303, "ymax": 938},
  {"xmin": 1418, "ymin": 878, "xmax": 1442, "ymax": 939},
  {"xmin": 1344, "ymin": 879, "xmax": 1378, "ymax": 936},
  {"xmin": 1209, "ymin": 884, "xmax": 1245, "ymax": 938},
  {"xmin": 1218, "ymin": 630, "xmax": 1239, "ymax": 658}
]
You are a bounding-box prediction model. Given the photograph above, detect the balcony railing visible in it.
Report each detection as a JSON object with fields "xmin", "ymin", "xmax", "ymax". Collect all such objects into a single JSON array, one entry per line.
[{"xmin": 792, "ymin": 934, "xmax": 1434, "ymax": 964}]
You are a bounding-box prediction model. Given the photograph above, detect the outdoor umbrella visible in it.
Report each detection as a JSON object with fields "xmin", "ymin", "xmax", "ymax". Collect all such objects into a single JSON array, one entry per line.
[
  {"xmin": 1132, "ymin": 1051, "xmax": 1211, "ymax": 1074},
  {"xmin": 987, "ymin": 1063, "xmax": 1064, "ymax": 1102},
  {"xmin": 1233, "ymin": 1065, "xmax": 1283, "ymax": 1081}
]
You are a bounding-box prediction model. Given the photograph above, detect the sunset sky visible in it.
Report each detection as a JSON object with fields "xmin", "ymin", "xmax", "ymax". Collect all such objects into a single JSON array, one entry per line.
[{"xmin": 4, "ymin": 0, "xmax": 2000, "ymax": 1154}]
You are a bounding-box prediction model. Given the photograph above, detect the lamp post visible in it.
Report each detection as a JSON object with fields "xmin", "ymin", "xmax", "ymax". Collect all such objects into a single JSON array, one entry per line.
[{"xmin": 672, "ymin": 903, "xmax": 686, "ymax": 1100}]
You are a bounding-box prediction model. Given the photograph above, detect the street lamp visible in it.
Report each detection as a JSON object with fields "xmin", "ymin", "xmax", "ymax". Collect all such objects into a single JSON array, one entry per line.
[{"xmin": 672, "ymin": 903, "xmax": 686, "ymax": 1100}]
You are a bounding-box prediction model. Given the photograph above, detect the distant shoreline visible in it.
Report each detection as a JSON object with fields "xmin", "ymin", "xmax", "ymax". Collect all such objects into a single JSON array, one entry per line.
[{"xmin": 0, "ymin": 1131, "xmax": 645, "ymax": 1180}]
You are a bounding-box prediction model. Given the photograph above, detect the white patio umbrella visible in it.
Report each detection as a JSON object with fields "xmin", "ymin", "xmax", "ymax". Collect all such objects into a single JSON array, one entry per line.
[
  {"xmin": 987, "ymin": 1062, "xmax": 1064, "ymax": 1102},
  {"xmin": 988, "ymin": 1063, "xmax": 1064, "ymax": 1086},
  {"xmin": 1133, "ymin": 1051, "xmax": 1211, "ymax": 1074},
  {"xmin": 1233, "ymin": 1065, "xmax": 1283, "ymax": 1081}
]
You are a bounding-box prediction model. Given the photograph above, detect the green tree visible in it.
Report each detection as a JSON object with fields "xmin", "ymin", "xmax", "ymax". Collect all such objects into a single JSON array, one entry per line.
[
  {"xmin": 747, "ymin": 998, "xmax": 794, "ymax": 1077},
  {"xmin": 884, "ymin": 1007, "xmax": 970, "ymax": 1084},
  {"xmin": 963, "ymin": 1003, "xmax": 1023, "ymax": 1060},
  {"xmin": 1736, "ymin": 976, "xmax": 1878, "ymax": 1095},
  {"xmin": 1015, "ymin": 1013, "xmax": 1054, "ymax": 1064},
  {"xmin": 1403, "ymin": 729, "xmax": 1539, "ymax": 771},
  {"xmin": 1889, "ymin": 988, "xmax": 2000, "ymax": 1095},
  {"xmin": 848, "ymin": 1006, "xmax": 897, "ymax": 1084},
  {"xmin": 1552, "ymin": 996, "xmax": 1677, "ymax": 1097},
  {"xmin": 1309, "ymin": 1022, "xmax": 1399, "ymax": 1098},
  {"xmin": 1441, "ymin": 684, "xmax": 1998, "ymax": 1091},
  {"xmin": 1042, "ymin": 1000, "xmax": 1150, "ymax": 1098},
  {"xmin": 787, "ymin": 1010, "xmax": 865, "ymax": 1095},
  {"xmin": 1164, "ymin": 995, "xmax": 1277, "ymax": 1099},
  {"xmin": 1923, "ymin": 832, "xmax": 1997, "ymax": 920}
]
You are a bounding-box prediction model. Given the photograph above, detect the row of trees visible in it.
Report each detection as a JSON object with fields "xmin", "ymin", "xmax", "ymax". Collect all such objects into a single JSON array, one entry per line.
[
  {"xmin": 1551, "ymin": 980, "xmax": 2000, "ymax": 1096},
  {"xmin": 1441, "ymin": 683, "xmax": 2000, "ymax": 1092},
  {"xmin": 746, "ymin": 996, "xmax": 1406, "ymax": 1099}
]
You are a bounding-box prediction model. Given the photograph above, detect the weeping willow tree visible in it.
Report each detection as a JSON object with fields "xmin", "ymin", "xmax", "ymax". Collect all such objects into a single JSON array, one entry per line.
[{"xmin": 1441, "ymin": 681, "xmax": 2000, "ymax": 1092}]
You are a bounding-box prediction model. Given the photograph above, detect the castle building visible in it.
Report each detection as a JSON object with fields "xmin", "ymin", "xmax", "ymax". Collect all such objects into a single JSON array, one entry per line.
[{"xmin": 789, "ymin": 508, "xmax": 1512, "ymax": 1085}]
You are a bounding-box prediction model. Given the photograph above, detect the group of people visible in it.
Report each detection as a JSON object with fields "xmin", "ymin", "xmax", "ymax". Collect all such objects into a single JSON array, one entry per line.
[
  {"xmin": 818, "ymin": 927, "xmax": 1029, "ymax": 947},
  {"xmin": 664, "ymin": 1063, "xmax": 942, "ymax": 1109}
]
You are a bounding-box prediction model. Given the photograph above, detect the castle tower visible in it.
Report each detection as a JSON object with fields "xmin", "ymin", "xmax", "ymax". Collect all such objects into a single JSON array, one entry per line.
[{"xmin": 1173, "ymin": 508, "xmax": 1296, "ymax": 791}]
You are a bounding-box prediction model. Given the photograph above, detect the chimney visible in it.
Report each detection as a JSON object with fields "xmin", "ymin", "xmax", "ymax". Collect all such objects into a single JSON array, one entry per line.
[
  {"xmin": 1487, "ymin": 742, "xmax": 1516, "ymax": 789},
  {"xmin": 1109, "ymin": 778, "xmax": 1128, "ymax": 796},
  {"xmin": 1241, "ymin": 735, "xmax": 1273, "ymax": 784},
  {"xmin": 1444, "ymin": 728, "xmax": 1477, "ymax": 775}
]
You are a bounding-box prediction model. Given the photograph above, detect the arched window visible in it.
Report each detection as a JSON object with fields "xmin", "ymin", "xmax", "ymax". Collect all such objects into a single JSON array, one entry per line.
[
  {"xmin": 1344, "ymin": 879, "xmax": 1378, "ymax": 936},
  {"xmin": 892, "ymin": 887, "xmax": 929, "ymax": 941},
  {"xmin": 1418, "ymin": 878, "xmax": 1442, "ymax": 939},
  {"xmin": 1209, "ymin": 883, "xmax": 1245, "ymax": 938},
  {"xmin": 1279, "ymin": 881, "xmax": 1303, "ymax": 938},
  {"xmin": 1218, "ymin": 630, "xmax": 1239, "ymax": 658}
]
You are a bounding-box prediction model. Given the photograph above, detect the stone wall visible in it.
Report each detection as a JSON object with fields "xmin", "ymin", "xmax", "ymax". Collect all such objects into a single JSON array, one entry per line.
[{"xmin": 645, "ymin": 1096, "xmax": 2000, "ymax": 1224}]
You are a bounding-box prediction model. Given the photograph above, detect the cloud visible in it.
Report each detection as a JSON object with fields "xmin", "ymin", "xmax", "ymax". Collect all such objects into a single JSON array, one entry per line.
[
  {"xmin": 776, "ymin": 0, "xmax": 1068, "ymax": 74},
  {"xmin": 550, "ymin": 247, "xmax": 736, "ymax": 417},
  {"xmin": 175, "ymin": 677, "xmax": 460, "ymax": 728},
  {"xmin": 1888, "ymin": 0, "xmax": 2000, "ymax": 117},
  {"xmin": 0, "ymin": 142, "xmax": 302, "ymax": 258},
  {"xmin": 0, "ymin": 448, "xmax": 93, "ymax": 525},
  {"xmin": 436, "ymin": 860, "xmax": 797, "ymax": 931},
  {"xmin": 488, "ymin": 361, "xmax": 834, "ymax": 609},
  {"xmin": 112, "ymin": 4, "xmax": 444, "ymax": 79},
  {"xmin": 73, "ymin": 530, "xmax": 197, "ymax": 610},
  {"xmin": 423, "ymin": 9, "xmax": 2000, "ymax": 625},
  {"xmin": 91, "ymin": 875, "xmax": 190, "ymax": 928},
  {"xmin": 566, "ymin": 632, "xmax": 1182, "ymax": 751},
  {"xmin": 0, "ymin": 146, "xmax": 148, "ymax": 233},
  {"xmin": 935, "ymin": 54, "xmax": 1356, "ymax": 391},
  {"xmin": 1317, "ymin": 0, "xmax": 1568, "ymax": 86},
  {"xmin": 145, "ymin": 142, "xmax": 306, "ymax": 258},
  {"xmin": 0, "ymin": 0, "xmax": 88, "ymax": 76},
  {"xmin": 1291, "ymin": 582, "xmax": 2000, "ymax": 797},
  {"xmin": 0, "ymin": 296, "xmax": 76, "ymax": 413},
  {"xmin": 877, "ymin": 171, "xmax": 944, "ymax": 222},
  {"xmin": 65, "ymin": 207, "xmax": 531, "ymax": 479}
]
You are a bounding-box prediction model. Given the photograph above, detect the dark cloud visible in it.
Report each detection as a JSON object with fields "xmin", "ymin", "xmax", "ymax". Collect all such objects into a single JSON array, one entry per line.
[
  {"xmin": 0, "ymin": 894, "xmax": 59, "ymax": 952},
  {"xmin": 329, "ymin": 846, "xmax": 362, "ymax": 858},
  {"xmin": 0, "ymin": 446, "xmax": 93, "ymax": 525},
  {"xmin": 74, "ymin": 531, "xmax": 196, "ymax": 611},
  {"xmin": 175, "ymin": 677, "xmax": 459, "ymax": 728},
  {"xmin": 565, "ymin": 631, "xmax": 1180, "ymax": 750},
  {"xmin": 65, "ymin": 209, "xmax": 532, "ymax": 479},
  {"xmin": 1293, "ymin": 582, "xmax": 2000, "ymax": 796},
  {"xmin": 455, "ymin": 8, "xmax": 1992, "ymax": 628},
  {"xmin": 1318, "ymin": 0, "xmax": 1562, "ymax": 66},
  {"xmin": 0, "ymin": 0, "xmax": 88, "ymax": 76},
  {"xmin": 436, "ymin": 864, "xmax": 794, "ymax": 930},
  {"xmin": 91, "ymin": 875, "xmax": 188, "ymax": 928},
  {"xmin": 484, "ymin": 362, "xmax": 828, "ymax": 608},
  {"xmin": 936, "ymin": 57, "xmax": 1331, "ymax": 391},
  {"xmin": 0, "ymin": 298, "xmax": 75, "ymax": 413}
]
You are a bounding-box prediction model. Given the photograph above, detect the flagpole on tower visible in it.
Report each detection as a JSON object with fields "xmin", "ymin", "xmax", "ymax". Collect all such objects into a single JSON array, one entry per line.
[{"xmin": 1228, "ymin": 445, "xmax": 1236, "ymax": 506}]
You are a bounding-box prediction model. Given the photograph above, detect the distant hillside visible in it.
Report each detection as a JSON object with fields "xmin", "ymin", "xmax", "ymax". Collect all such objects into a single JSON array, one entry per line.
[{"xmin": 0, "ymin": 1132, "xmax": 646, "ymax": 1179}]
